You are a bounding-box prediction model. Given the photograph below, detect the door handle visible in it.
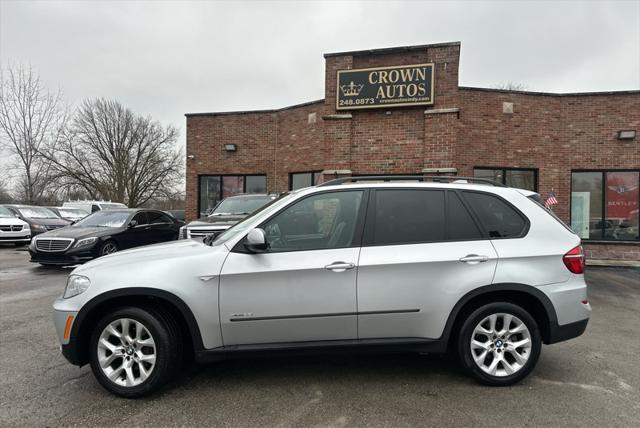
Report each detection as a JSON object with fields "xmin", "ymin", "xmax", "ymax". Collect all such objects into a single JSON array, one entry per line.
[
  {"xmin": 324, "ymin": 262, "xmax": 356, "ymax": 272},
  {"xmin": 459, "ymin": 254, "xmax": 489, "ymax": 263}
]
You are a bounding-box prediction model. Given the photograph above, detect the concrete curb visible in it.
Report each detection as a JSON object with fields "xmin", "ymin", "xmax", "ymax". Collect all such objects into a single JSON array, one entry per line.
[{"xmin": 587, "ymin": 259, "xmax": 640, "ymax": 268}]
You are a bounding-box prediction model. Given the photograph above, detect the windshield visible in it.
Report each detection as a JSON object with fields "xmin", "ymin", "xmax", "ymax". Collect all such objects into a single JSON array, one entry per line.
[
  {"xmin": 210, "ymin": 196, "xmax": 275, "ymax": 216},
  {"xmin": 17, "ymin": 207, "xmax": 58, "ymax": 219},
  {"xmin": 211, "ymin": 193, "xmax": 293, "ymax": 247},
  {"xmin": 74, "ymin": 211, "xmax": 130, "ymax": 228},
  {"xmin": 58, "ymin": 208, "xmax": 89, "ymax": 218},
  {"xmin": 0, "ymin": 206, "xmax": 14, "ymax": 218}
]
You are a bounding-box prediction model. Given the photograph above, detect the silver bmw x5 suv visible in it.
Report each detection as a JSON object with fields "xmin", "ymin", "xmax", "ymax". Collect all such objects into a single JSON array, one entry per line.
[{"xmin": 53, "ymin": 176, "xmax": 591, "ymax": 397}]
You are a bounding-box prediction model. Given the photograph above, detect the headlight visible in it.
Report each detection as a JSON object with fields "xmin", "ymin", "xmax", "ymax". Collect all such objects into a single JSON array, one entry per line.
[
  {"xmin": 31, "ymin": 224, "xmax": 46, "ymax": 231},
  {"xmin": 63, "ymin": 274, "xmax": 91, "ymax": 299},
  {"xmin": 74, "ymin": 237, "xmax": 98, "ymax": 248},
  {"xmin": 179, "ymin": 226, "xmax": 187, "ymax": 239}
]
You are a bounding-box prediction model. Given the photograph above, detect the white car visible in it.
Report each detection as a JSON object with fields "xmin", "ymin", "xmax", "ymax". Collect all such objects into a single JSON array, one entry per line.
[
  {"xmin": 63, "ymin": 200, "xmax": 127, "ymax": 214},
  {"xmin": 0, "ymin": 206, "xmax": 31, "ymax": 246}
]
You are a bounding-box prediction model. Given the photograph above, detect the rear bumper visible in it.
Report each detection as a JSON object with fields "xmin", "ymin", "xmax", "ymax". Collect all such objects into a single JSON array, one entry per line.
[
  {"xmin": 539, "ymin": 275, "xmax": 591, "ymax": 344},
  {"xmin": 547, "ymin": 318, "xmax": 589, "ymax": 344}
]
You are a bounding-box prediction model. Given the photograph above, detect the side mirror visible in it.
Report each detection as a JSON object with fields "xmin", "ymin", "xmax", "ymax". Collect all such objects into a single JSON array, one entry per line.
[
  {"xmin": 244, "ymin": 228, "xmax": 269, "ymax": 253},
  {"xmin": 128, "ymin": 219, "xmax": 138, "ymax": 228}
]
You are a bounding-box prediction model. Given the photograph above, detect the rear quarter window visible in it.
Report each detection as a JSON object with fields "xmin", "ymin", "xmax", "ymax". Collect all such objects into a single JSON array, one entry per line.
[{"xmin": 462, "ymin": 191, "xmax": 527, "ymax": 238}]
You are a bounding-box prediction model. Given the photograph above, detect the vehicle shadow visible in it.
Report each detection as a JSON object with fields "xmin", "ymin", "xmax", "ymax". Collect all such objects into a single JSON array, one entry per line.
[{"xmin": 175, "ymin": 351, "xmax": 470, "ymax": 391}]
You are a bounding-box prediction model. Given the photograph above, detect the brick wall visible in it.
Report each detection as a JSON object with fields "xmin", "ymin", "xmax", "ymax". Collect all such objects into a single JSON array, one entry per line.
[{"xmin": 185, "ymin": 42, "xmax": 639, "ymax": 260}]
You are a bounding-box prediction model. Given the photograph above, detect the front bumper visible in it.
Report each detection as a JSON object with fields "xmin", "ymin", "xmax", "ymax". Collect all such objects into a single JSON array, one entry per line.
[
  {"xmin": 29, "ymin": 248, "xmax": 96, "ymax": 265},
  {"xmin": 53, "ymin": 308, "xmax": 78, "ymax": 345},
  {"xmin": 0, "ymin": 234, "xmax": 31, "ymax": 243},
  {"xmin": 54, "ymin": 299, "xmax": 83, "ymax": 365}
]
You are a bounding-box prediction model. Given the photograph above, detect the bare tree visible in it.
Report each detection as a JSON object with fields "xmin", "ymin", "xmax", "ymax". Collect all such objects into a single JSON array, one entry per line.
[
  {"xmin": 493, "ymin": 81, "xmax": 528, "ymax": 91},
  {"xmin": 0, "ymin": 65, "xmax": 66, "ymax": 204},
  {"xmin": 0, "ymin": 180, "xmax": 13, "ymax": 203},
  {"xmin": 45, "ymin": 98, "xmax": 183, "ymax": 207}
]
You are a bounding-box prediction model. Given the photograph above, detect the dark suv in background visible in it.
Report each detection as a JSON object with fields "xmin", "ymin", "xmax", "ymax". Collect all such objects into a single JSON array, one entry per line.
[{"xmin": 180, "ymin": 194, "xmax": 276, "ymax": 241}]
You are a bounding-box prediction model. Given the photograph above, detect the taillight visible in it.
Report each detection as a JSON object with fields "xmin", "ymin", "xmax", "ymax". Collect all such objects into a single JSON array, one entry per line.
[{"xmin": 563, "ymin": 245, "xmax": 585, "ymax": 274}]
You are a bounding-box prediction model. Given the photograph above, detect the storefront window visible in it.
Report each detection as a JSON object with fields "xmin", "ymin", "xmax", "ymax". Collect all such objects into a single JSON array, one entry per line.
[
  {"xmin": 223, "ymin": 176, "xmax": 244, "ymax": 198},
  {"xmin": 474, "ymin": 167, "xmax": 537, "ymax": 191},
  {"xmin": 571, "ymin": 171, "xmax": 639, "ymax": 241},
  {"xmin": 290, "ymin": 171, "xmax": 321, "ymax": 190},
  {"xmin": 246, "ymin": 175, "xmax": 267, "ymax": 193},
  {"xmin": 199, "ymin": 176, "xmax": 221, "ymax": 217},
  {"xmin": 199, "ymin": 175, "xmax": 266, "ymax": 216}
]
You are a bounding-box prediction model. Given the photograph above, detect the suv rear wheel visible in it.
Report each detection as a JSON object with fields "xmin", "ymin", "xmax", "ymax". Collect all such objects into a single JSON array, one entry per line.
[
  {"xmin": 457, "ymin": 302, "xmax": 541, "ymax": 386},
  {"xmin": 89, "ymin": 306, "xmax": 181, "ymax": 398}
]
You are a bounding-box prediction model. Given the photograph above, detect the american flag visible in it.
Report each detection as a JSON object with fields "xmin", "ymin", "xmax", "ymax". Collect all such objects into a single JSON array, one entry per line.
[{"xmin": 545, "ymin": 191, "xmax": 559, "ymax": 209}]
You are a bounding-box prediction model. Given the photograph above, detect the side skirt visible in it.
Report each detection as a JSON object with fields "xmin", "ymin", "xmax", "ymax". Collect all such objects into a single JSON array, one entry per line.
[{"xmin": 195, "ymin": 337, "xmax": 447, "ymax": 364}]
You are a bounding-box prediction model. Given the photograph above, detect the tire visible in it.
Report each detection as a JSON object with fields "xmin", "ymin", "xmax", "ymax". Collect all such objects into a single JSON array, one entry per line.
[
  {"xmin": 89, "ymin": 306, "xmax": 182, "ymax": 398},
  {"xmin": 457, "ymin": 302, "xmax": 541, "ymax": 386},
  {"xmin": 99, "ymin": 240, "xmax": 118, "ymax": 256}
]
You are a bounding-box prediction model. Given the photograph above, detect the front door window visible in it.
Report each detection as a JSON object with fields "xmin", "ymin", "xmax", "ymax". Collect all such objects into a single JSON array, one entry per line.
[{"xmin": 262, "ymin": 191, "xmax": 364, "ymax": 252}]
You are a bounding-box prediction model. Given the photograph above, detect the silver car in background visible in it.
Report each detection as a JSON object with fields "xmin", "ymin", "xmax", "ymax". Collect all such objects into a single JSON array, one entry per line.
[{"xmin": 52, "ymin": 176, "xmax": 590, "ymax": 397}]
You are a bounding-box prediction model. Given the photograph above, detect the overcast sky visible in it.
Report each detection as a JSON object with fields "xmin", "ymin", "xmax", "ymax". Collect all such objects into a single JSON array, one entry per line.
[{"xmin": 1, "ymin": 0, "xmax": 639, "ymax": 152}]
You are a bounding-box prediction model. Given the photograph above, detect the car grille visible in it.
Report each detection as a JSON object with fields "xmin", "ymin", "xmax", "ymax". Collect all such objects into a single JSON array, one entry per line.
[
  {"xmin": 35, "ymin": 238, "xmax": 73, "ymax": 252},
  {"xmin": 0, "ymin": 225, "xmax": 23, "ymax": 232},
  {"xmin": 188, "ymin": 228, "xmax": 228, "ymax": 238},
  {"xmin": 45, "ymin": 225, "xmax": 64, "ymax": 231}
]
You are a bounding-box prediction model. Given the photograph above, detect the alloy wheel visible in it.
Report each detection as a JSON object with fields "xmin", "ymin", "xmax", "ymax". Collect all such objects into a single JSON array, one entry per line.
[
  {"xmin": 97, "ymin": 318, "xmax": 156, "ymax": 387},
  {"xmin": 470, "ymin": 313, "xmax": 532, "ymax": 377},
  {"xmin": 101, "ymin": 242, "xmax": 117, "ymax": 255}
]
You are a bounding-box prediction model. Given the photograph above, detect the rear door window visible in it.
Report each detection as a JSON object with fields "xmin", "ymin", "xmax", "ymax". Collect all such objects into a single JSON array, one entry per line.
[
  {"xmin": 447, "ymin": 192, "xmax": 483, "ymax": 240},
  {"xmin": 462, "ymin": 191, "xmax": 527, "ymax": 238},
  {"xmin": 132, "ymin": 212, "xmax": 148, "ymax": 226},
  {"xmin": 371, "ymin": 190, "xmax": 445, "ymax": 245},
  {"xmin": 148, "ymin": 211, "xmax": 172, "ymax": 224}
]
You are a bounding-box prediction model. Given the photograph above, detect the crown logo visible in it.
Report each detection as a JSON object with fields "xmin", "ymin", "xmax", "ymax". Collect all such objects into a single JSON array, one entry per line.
[{"xmin": 340, "ymin": 81, "xmax": 364, "ymax": 97}]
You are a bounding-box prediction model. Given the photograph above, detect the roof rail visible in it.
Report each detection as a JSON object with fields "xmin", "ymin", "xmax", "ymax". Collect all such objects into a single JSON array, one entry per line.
[{"xmin": 317, "ymin": 175, "xmax": 506, "ymax": 187}]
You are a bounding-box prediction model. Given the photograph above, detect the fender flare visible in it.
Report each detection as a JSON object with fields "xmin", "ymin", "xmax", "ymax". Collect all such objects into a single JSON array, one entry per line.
[
  {"xmin": 67, "ymin": 287, "xmax": 204, "ymax": 365},
  {"xmin": 439, "ymin": 283, "xmax": 559, "ymax": 343}
]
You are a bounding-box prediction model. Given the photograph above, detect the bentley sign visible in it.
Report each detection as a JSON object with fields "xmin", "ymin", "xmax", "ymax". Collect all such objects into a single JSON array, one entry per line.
[{"xmin": 336, "ymin": 63, "xmax": 434, "ymax": 110}]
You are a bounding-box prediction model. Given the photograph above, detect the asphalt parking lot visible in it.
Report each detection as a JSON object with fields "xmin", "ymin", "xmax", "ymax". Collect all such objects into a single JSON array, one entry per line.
[{"xmin": 1, "ymin": 245, "xmax": 639, "ymax": 427}]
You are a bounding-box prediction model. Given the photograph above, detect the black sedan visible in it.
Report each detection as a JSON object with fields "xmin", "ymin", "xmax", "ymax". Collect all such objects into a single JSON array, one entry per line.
[{"xmin": 29, "ymin": 209, "xmax": 181, "ymax": 266}]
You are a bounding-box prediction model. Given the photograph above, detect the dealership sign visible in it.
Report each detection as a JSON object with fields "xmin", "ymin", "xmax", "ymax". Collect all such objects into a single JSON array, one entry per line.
[{"xmin": 336, "ymin": 63, "xmax": 434, "ymax": 110}]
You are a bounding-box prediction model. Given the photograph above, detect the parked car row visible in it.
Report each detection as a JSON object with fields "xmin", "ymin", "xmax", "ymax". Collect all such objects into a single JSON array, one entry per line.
[
  {"xmin": 29, "ymin": 209, "xmax": 182, "ymax": 266},
  {"xmin": 1, "ymin": 200, "xmax": 185, "ymax": 266},
  {"xmin": 1, "ymin": 205, "xmax": 71, "ymax": 243}
]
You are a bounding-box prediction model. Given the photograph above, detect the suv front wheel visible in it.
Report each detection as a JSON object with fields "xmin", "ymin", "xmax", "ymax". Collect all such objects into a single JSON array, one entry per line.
[
  {"xmin": 457, "ymin": 302, "xmax": 542, "ymax": 386},
  {"xmin": 89, "ymin": 306, "xmax": 182, "ymax": 397}
]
